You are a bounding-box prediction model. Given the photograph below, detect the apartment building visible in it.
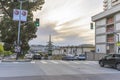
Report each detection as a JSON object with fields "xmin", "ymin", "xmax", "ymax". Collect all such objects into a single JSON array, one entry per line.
[
  {"xmin": 103, "ymin": 0, "xmax": 120, "ymax": 10},
  {"xmin": 92, "ymin": 2, "xmax": 120, "ymax": 54}
]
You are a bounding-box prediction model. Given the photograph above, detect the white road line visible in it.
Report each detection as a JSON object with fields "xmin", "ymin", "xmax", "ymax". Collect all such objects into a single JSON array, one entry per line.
[
  {"xmin": 40, "ymin": 61, "xmax": 47, "ymax": 64},
  {"xmin": 50, "ymin": 60, "xmax": 59, "ymax": 64},
  {"xmin": 60, "ymin": 61, "xmax": 69, "ymax": 64},
  {"xmin": 31, "ymin": 61, "xmax": 35, "ymax": 64},
  {"xmin": 72, "ymin": 61, "xmax": 79, "ymax": 64},
  {"xmin": 84, "ymin": 61, "xmax": 98, "ymax": 65}
]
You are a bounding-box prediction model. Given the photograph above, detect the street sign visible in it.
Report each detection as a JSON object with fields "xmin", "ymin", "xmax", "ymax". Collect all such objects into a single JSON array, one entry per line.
[
  {"xmin": 14, "ymin": 46, "xmax": 21, "ymax": 53},
  {"xmin": 13, "ymin": 9, "xmax": 28, "ymax": 21},
  {"xmin": 117, "ymin": 42, "xmax": 120, "ymax": 46}
]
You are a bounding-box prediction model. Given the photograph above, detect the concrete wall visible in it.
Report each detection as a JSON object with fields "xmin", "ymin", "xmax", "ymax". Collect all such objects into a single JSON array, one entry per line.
[
  {"xmin": 115, "ymin": 23, "xmax": 120, "ymax": 30},
  {"xmin": 96, "ymin": 35, "xmax": 106, "ymax": 43},
  {"xmin": 115, "ymin": 13, "xmax": 120, "ymax": 22},
  {"xmin": 96, "ymin": 27, "xmax": 106, "ymax": 34},
  {"xmin": 96, "ymin": 44, "xmax": 106, "ymax": 53},
  {"xmin": 86, "ymin": 52, "xmax": 106, "ymax": 61},
  {"xmin": 96, "ymin": 19, "xmax": 106, "ymax": 26}
]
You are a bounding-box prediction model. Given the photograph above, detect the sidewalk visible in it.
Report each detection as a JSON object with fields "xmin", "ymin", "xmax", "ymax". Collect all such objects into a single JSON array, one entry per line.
[{"xmin": 1, "ymin": 59, "xmax": 32, "ymax": 62}]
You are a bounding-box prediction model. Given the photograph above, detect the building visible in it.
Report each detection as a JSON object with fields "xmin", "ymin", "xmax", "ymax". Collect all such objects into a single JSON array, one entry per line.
[
  {"xmin": 52, "ymin": 44, "xmax": 95, "ymax": 55},
  {"xmin": 92, "ymin": 1, "xmax": 120, "ymax": 54},
  {"xmin": 103, "ymin": 0, "xmax": 120, "ymax": 10},
  {"xmin": 30, "ymin": 45, "xmax": 47, "ymax": 53}
]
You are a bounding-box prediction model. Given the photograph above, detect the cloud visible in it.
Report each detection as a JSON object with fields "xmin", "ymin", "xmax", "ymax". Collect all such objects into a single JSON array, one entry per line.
[{"xmin": 30, "ymin": 0, "xmax": 103, "ymax": 45}]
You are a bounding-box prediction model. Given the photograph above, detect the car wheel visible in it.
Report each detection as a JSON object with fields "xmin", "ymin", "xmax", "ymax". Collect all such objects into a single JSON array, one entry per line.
[
  {"xmin": 116, "ymin": 63, "xmax": 120, "ymax": 71},
  {"xmin": 99, "ymin": 61, "xmax": 104, "ymax": 67}
]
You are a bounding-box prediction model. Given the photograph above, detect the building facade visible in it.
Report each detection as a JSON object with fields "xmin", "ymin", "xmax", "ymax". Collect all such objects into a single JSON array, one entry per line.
[
  {"xmin": 92, "ymin": 3, "xmax": 120, "ymax": 54},
  {"xmin": 103, "ymin": 0, "xmax": 120, "ymax": 10},
  {"xmin": 30, "ymin": 44, "xmax": 95, "ymax": 55},
  {"xmin": 52, "ymin": 44, "xmax": 95, "ymax": 55}
]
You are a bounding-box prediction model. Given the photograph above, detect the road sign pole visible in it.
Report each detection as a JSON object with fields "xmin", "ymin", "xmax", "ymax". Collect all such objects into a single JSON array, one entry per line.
[{"xmin": 16, "ymin": 1, "xmax": 23, "ymax": 60}]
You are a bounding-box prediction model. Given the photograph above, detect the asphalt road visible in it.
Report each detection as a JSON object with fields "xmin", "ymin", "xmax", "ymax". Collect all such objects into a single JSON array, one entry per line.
[{"xmin": 0, "ymin": 60, "xmax": 120, "ymax": 80}]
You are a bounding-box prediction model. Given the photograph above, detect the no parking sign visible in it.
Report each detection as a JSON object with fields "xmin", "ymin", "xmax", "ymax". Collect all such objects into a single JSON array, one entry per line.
[{"xmin": 13, "ymin": 9, "xmax": 28, "ymax": 21}]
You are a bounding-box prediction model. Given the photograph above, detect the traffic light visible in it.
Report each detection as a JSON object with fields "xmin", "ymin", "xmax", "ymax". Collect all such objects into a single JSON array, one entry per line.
[
  {"xmin": 90, "ymin": 23, "xmax": 93, "ymax": 29},
  {"xmin": 35, "ymin": 18, "xmax": 40, "ymax": 27}
]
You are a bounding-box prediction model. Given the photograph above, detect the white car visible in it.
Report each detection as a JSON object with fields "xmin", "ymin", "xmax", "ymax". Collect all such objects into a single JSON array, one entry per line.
[
  {"xmin": 76, "ymin": 54, "xmax": 86, "ymax": 60},
  {"xmin": 24, "ymin": 54, "xmax": 34, "ymax": 59}
]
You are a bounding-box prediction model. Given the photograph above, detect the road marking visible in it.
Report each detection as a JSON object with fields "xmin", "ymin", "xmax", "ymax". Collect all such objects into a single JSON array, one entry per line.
[
  {"xmin": 50, "ymin": 60, "xmax": 59, "ymax": 64},
  {"xmin": 84, "ymin": 61, "xmax": 98, "ymax": 65},
  {"xmin": 31, "ymin": 61, "xmax": 35, "ymax": 64},
  {"xmin": 40, "ymin": 61, "xmax": 47, "ymax": 64},
  {"xmin": 72, "ymin": 61, "xmax": 79, "ymax": 64},
  {"xmin": 60, "ymin": 61, "xmax": 69, "ymax": 64}
]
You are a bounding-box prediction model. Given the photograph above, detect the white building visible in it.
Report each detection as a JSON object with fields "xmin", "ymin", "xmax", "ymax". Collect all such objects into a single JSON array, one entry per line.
[
  {"xmin": 92, "ymin": 2, "xmax": 120, "ymax": 54},
  {"xmin": 30, "ymin": 45, "xmax": 47, "ymax": 53},
  {"xmin": 52, "ymin": 44, "xmax": 95, "ymax": 55},
  {"xmin": 103, "ymin": 0, "xmax": 120, "ymax": 10}
]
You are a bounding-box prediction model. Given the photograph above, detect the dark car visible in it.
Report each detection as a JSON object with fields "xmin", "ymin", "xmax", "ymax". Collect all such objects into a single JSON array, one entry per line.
[
  {"xmin": 33, "ymin": 54, "xmax": 41, "ymax": 60},
  {"xmin": 99, "ymin": 54, "xmax": 120, "ymax": 70}
]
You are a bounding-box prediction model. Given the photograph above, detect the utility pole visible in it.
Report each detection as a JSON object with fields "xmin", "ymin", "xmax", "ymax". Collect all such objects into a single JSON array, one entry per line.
[
  {"xmin": 47, "ymin": 35, "xmax": 53, "ymax": 56},
  {"xmin": 16, "ymin": 0, "xmax": 23, "ymax": 60},
  {"xmin": 16, "ymin": 0, "xmax": 28, "ymax": 60}
]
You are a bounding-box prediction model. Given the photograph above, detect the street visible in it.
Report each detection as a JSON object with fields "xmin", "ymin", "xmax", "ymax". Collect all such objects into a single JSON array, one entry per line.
[{"xmin": 0, "ymin": 60, "xmax": 120, "ymax": 80}]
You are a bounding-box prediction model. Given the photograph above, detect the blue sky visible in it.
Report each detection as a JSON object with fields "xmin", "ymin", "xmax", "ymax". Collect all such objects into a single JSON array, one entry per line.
[{"xmin": 29, "ymin": 0, "xmax": 103, "ymax": 46}]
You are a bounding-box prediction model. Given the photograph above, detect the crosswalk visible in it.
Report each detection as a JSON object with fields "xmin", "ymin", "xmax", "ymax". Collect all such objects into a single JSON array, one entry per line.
[{"xmin": 31, "ymin": 60, "xmax": 98, "ymax": 65}]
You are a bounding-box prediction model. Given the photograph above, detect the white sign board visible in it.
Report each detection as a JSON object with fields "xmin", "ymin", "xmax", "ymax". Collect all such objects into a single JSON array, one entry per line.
[
  {"xmin": 14, "ymin": 46, "xmax": 21, "ymax": 53},
  {"xmin": 13, "ymin": 9, "xmax": 28, "ymax": 21}
]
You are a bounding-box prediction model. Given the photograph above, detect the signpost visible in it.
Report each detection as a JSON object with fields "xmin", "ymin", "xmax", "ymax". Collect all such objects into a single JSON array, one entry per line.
[
  {"xmin": 13, "ymin": 0, "xmax": 28, "ymax": 60},
  {"xmin": 13, "ymin": 9, "xmax": 28, "ymax": 21}
]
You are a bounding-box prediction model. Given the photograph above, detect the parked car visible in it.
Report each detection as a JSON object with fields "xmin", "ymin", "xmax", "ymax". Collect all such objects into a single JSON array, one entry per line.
[
  {"xmin": 99, "ymin": 54, "xmax": 120, "ymax": 71},
  {"xmin": 62, "ymin": 56, "xmax": 77, "ymax": 61},
  {"xmin": 76, "ymin": 54, "xmax": 86, "ymax": 60},
  {"xmin": 24, "ymin": 54, "xmax": 33, "ymax": 59},
  {"xmin": 33, "ymin": 54, "xmax": 41, "ymax": 60}
]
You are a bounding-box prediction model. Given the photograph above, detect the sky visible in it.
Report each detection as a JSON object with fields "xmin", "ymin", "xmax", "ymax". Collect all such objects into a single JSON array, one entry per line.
[{"xmin": 29, "ymin": 0, "xmax": 104, "ymax": 46}]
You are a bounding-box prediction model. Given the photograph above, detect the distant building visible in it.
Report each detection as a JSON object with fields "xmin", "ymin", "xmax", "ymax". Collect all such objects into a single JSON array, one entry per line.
[
  {"xmin": 29, "ymin": 44, "xmax": 95, "ymax": 55},
  {"xmin": 30, "ymin": 45, "xmax": 47, "ymax": 53},
  {"xmin": 92, "ymin": 1, "xmax": 120, "ymax": 54},
  {"xmin": 52, "ymin": 44, "xmax": 95, "ymax": 55}
]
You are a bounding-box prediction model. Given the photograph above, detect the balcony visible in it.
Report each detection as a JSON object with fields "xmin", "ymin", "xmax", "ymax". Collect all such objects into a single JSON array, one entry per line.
[
  {"xmin": 103, "ymin": 0, "xmax": 108, "ymax": 3},
  {"xmin": 107, "ymin": 38, "xmax": 114, "ymax": 42},
  {"xmin": 107, "ymin": 17, "xmax": 114, "ymax": 25},
  {"xmin": 106, "ymin": 26, "xmax": 114, "ymax": 33},
  {"xmin": 112, "ymin": 0, "xmax": 118, "ymax": 3},
  {"xmin": 107, "ymin": 34, "xmax": 114, "ymax": 43}
]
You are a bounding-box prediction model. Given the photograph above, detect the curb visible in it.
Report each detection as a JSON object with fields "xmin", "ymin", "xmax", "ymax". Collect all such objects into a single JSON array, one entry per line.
[{"xmin": 1, "ymin": 59, "xmax": 32, "ymax": 62}]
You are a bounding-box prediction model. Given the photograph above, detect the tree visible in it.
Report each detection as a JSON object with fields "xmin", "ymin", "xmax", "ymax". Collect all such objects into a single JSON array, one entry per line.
[{"xmin": 0, "ymin": 0, "xmax": 45, "ymax": 52}]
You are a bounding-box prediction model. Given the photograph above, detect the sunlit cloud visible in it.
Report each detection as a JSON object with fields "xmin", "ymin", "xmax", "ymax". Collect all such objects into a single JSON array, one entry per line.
[{"xmin": 30, "ymin": 0, "xmax": 103, "ymax": 45}]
